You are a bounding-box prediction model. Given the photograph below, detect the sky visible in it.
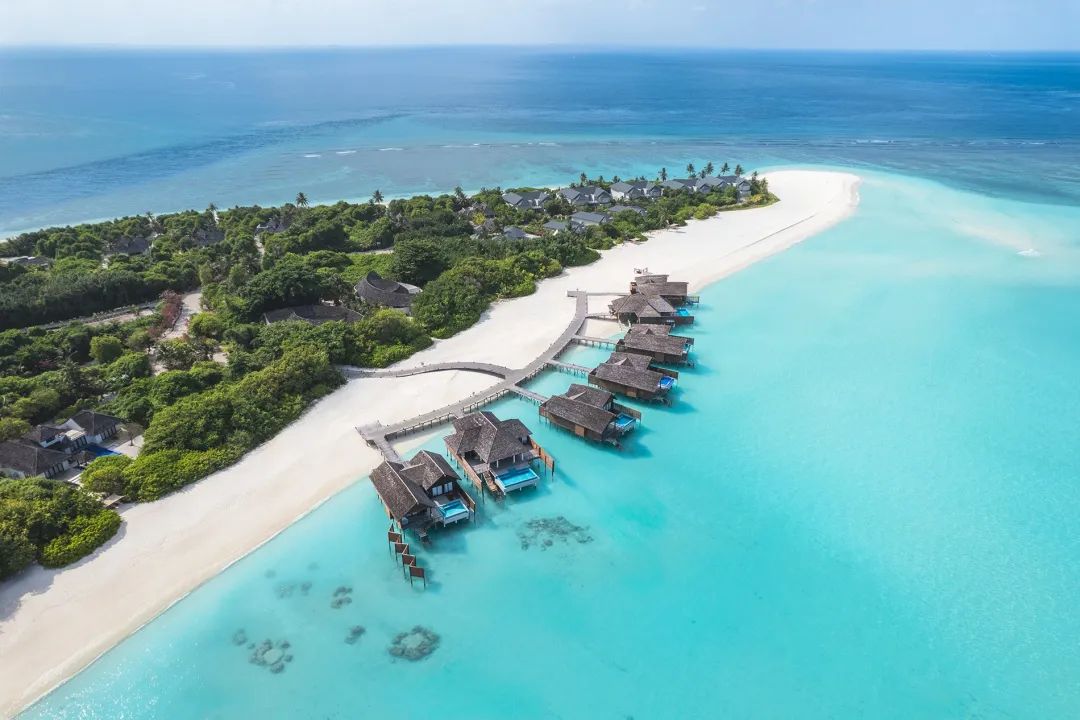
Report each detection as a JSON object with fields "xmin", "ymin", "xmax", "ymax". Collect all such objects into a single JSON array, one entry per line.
[{"xmin": 0, "ymin": 0, "xmax": 1077, "ymax": 51}]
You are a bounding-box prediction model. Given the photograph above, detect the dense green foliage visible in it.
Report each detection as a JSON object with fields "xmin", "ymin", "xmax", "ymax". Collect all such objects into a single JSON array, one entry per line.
[
  {"xmin": 80, "ymin": 455, "xmax": 133, "ymax": 495},
  {"xmin": 0, "ymin": 477, "xmax": 121, "ymax": 579}
]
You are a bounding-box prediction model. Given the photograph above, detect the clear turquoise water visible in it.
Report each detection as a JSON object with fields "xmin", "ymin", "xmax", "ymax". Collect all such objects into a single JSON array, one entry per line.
[{"xmin": 22, "ymin": 172, "xmax": 1080, "ymax": 718}]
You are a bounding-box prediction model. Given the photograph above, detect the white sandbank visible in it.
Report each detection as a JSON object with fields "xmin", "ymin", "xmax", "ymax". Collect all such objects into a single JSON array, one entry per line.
[{"xmin": 0, "ymin": 169, "xmax": 860, "ymax": 717}]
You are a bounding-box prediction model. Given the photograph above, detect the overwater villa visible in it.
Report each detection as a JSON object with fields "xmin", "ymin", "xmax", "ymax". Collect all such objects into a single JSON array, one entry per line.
[
  {"xmin": 538, "ymin": 383, "xmax": 641, "ymax": 446},
  {"xmin": 369, "ymin": 450, "xmax": 475, "ymax": 536},
  {"xmin": 443, "ymin": 411, "xmax": 551, "ymax": 498},
  {"xmin": 588, "ymin": 352, "xmax": 678, "ymax": 403},
  {"xmin": 609, "ymin": 293, "xmax": 693, "ymax": 326},
  {"xmin": 630, "ymin": 274, "xmax": 695, "ymax": 306},
  {"xmin": 616, "ymin": 325, "xmax": 695, "ymax": 366}
]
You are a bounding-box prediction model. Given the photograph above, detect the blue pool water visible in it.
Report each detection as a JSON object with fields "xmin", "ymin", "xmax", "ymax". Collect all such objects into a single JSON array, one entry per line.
[
  {"xmin": 675, "ymin": 308, "xmax": 691, "ymax": 317},
  {"xmin": 658, "ymin": 376, "xmax": 676, "ymax": 390},
  {"xmin": 615, "ymin": 415, "xmax": 637, "ymax": 430},
  {"xmin": 437, "ymin": 500, "xmax": 469, "ymax": 521},
  {"xmin": 494, "ymin": 466, "xmax": 540, "ymax": 490}
]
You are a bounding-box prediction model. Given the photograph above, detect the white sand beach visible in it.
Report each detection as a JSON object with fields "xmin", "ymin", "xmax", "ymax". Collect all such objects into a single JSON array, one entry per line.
[{"xmin": 0, "ymin": 169, "xmax": 860, "ymax": 717}]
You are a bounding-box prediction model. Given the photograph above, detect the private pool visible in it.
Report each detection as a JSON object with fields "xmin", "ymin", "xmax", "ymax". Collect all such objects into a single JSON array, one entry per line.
[
  {"xmin": 675, "ymin": 308, "xmax": 691, "ymax": 317},
  {"xmin": 659, "ymin": 376, "xmax": 676, "ymax": 390},
  {"xmin": 615, "ymin": 414, "xmax": 637, "ymax": 431},
  {"xmin": 437, "ymin": 499, "xmax": 470, "ymax": 524},
  {"xmin": 494, "ymin": 466, "xmax": 539, "ymax": 492}
]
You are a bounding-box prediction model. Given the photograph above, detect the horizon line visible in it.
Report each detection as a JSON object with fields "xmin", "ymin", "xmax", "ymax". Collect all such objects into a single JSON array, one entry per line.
[{"xmin": 1, "ymin": 43, "xmax": 1078, "ymax": 55}]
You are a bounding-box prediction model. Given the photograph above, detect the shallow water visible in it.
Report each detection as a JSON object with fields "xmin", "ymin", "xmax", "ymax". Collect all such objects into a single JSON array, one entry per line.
[{"xmin": 22, "ymin": 172, "xmax": 1080, "ymax": 718}]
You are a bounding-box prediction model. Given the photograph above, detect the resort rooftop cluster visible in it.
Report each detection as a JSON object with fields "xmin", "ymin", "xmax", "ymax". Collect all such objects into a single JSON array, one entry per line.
[{"xmin": 364, "ymin": 271, "xmax": 697, "ymax": 573}]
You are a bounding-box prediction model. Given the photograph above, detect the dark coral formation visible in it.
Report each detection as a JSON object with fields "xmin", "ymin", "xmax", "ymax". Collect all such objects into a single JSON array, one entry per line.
[
  {"xmin": 388, "ymin": 625, "xmax": 440, "ymax": 662},
  {"xmin": 517, "ymin": 516, "xmax": 593, "ymax": 550},
  {"xmin": 330, "ymin": 586, "xmax": 354, "ymax": 609},
  {"xmin": 345, "ymin": 626, "xmax": 366, "ymax": 645},
  {"xmin": 244, "ymin": 637, "xmax": 295, "ymax": 673},
  {"xmin": 232, "ymin": 629, "xmax": 248, "ymax": 646}
]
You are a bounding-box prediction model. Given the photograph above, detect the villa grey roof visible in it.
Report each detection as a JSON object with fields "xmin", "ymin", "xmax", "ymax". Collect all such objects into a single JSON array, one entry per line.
[
  {"xmin": 609, "ymin": 205, "xmax": 646, "ymax": 216},
  {"xmin": 543, "ymin": 220, "xmax": 569, "ymax": 231},
  {"xmin": 619, "ymin": 327, "xmax": 692, "ymax": 356},
  {"xmin": 255, "ymin": 218, "xmax": 290, "ymax": 235},
  {"xmin": 628, "ymin": 324, "xmax": 674, "ymax": 336},
  {"xmin": 399, "ymin": 450, "xmax": 459, "ymax": 492},
  {"xmin": 444, "ymin": 411, "xmax": 533, "ymax": 465},
  {"xmin": 67, "ymin": 410, "xmax": 122, "ymax": 438},
  {"xmin": 2, "ymin": 256, "xmax": 53, "ymax": 267},
  {"xmin": 590, "ymin": 361, "xmax": 664, "ymax": 394},
  {"xmin": 559, "ymin": 187, "xmax": 612, "ymax": 205},
  {"xmin": 571, "ymin": 211, "xmax": 611, "ymax": 226},
  {"xmin": 191, "ymin": 228, "xmax": 225, "ymax": 247},
  {"xmin": 459, "ymin": 203, "xmax": 496, "ymax": 218},
  {"xmin": 370, "ymin": 460, "xmax": 436, "ymax": 522},
  {"xmin": 21, "ymin": 424, "xmax": 65, "ymax": 445},
  {"xmin": 661, "ymin": 179, "xmax": 695, "ymax": 191},
  {"xmin": 610, "ymin": 180, "xmax": 661, "ymax": 197},
  {"xmin": 105, "ymin": 236, "xmax": 152, "ymax": 256},
  {"xmin": 0, "ymin": 440, "xmax": 71, "ymax": 477},
  {"xmin": 541, "ymin": 384, "xmax": 616, "ymax": 435},
  {"xmin": 634, "ymin": 273, "xmax": 668, "ymax": 284},
  {"xmin": 262, "ymin": 305, "xmax": 364, "ymax": 325},
  {"xmin": 355, "ymin": 271, "xmax": 418, "ymax": 308},
  {"xmin": 610, "ymin": 293, "xmax": 675, "ymax": 318},
  {"xmin": 710, "ymin": 175, "xmax": 751, "ymax": 187},
  {"xmin": 502, "ymin": 191, "xmax": 550, "ymax": 210},
  {"xmin": 503, "ymin": 226, "xmax": 534, "ymax": 240}
]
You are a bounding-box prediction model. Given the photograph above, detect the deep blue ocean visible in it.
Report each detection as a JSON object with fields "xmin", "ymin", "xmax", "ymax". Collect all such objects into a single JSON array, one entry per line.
[
  {"xmin": 1, "ymin": 49, "xmax": 1079, "ymax": 235},
  {"xmin": 6, "ymin": 50, "xmax": 1080, "ymax": 719}
]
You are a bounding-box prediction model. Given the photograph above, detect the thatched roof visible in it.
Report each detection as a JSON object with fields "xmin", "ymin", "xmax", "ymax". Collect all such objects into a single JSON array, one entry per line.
[
  {"xmin": 262, "ymin": 305, "xmax": 363, "ymax": 326},
  {"xmin": 355, "ymin": 271, "xmax": 417, "ymax": 308},
  {"xmin": 637, "ymin": 281, "xmax": 688, "ymax": 298},
  {"xmin": 105, "ymin": 236, "xmax": 152, "ymax": 256},
  {"xmin": 590, "ymin": 362, "xmax": 664, "ymax": 394},
  {"xmin": 634, "ymin": 274, "xmax": 668, "ymax": 284},
  {"xmin": 399, "ymin": 450, "xmax": 459, "ymax": 492},
  {"xmin": 370, "ymin": 461, "xmax": 436, "ymax": 522},
  {"xmin": 541, "ymin": 383, "xmax": 617, "ymax": 435},
  {"xmin": 604, "ymin": 352, "xmax": 655, "ymax": 371},
  {"xmin": 444, "ymin": 411, "xmax": 533, "ymax": 465},
  {"xmin": 610, "ymin": 293, "xmax": 674, "ymax": 318},
  {"xmin": 618, "ymin": 328, "xmax": 692, "ymax": 356}
]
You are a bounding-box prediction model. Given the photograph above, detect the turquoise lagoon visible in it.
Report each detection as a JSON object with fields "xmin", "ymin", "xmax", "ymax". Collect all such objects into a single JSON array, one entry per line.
[{"xmin": 23, "ymin": 172, "xmax": 1080, "ymax": 718}]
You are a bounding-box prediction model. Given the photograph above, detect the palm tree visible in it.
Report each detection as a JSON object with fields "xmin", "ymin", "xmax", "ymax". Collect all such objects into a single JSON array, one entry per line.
[
  {"xmin": 699, "ymin": 169, "xmax": 707, "ymax": 179},
  {"xmin": 734, "ymin": 164, "xmax": 744, "ymax": 176},
  {"xmin": 659, "ymin": 168, "xmax": 667, "ymax": 181},
  {"xmin": 686, "ymin": 163, "xmax": 695, "ymax": 177},
  {"xmin": 208, "ymin": 202, "xmax": 217, "ymax": 215},
  {"xmin": 372, "ymin": 189, "xmax": 384, "ymax": 204},
  {"xmin": 454, "ymin": 185, "xmax": 467, "ymax": 204},
  {"xmin": 597, "ymin": 175, "xmax": 605, "ymax": 185},
  {"xmin": 720, "ymin": 162, "xmax": 730, "ymax": 175},
  {"xmin": 612, "ymin": 175, "xmax": 620, "ymax": 183},
  {"xmin": 579, "ymin": 172, "xmax": 588, "ymax": 186},
  {"xmin": 295, "ymin": 192, "xmax": 309, "ymax": 209},
  {"xmin": 703, "ymin": 162, "xmax": 714, "ymax": 177}
]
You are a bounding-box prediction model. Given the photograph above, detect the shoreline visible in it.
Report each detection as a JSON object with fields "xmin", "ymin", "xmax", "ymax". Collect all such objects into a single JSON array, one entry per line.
[{"xmin": 0, "ymin": 169, "xmax": 860, "ymax": 718}]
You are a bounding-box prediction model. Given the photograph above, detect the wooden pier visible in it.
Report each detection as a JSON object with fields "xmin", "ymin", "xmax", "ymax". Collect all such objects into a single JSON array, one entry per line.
[
  {"xmin": 545, "ymin": 359, "xmax": 591, "ymax": 377},
  {"xmin": 358, "ymin": 291, "xmax": 590, "ymax": 462},
  {"xmin": 571, "ymin": 335, "xmax": 618, "ymax": 349}
]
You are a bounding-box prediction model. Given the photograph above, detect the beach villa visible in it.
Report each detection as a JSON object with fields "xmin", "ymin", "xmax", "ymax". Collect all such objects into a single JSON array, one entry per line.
[
  {"xmin": 262, "ymin": 305, "xmax": 363, "ymax": 325},
  {"xmin": 609, "ymin": 180, "xmax": 662, "ymax": 201},
  {"xmin": 104, "ymin": 235, "xmax": 153, "ymax": 258},
  {"xmin": 571, "ymin": 211, "xmax": 612, "ymax": 227},
  {"xmin": 502, "ymin": 191, "xmax": 550, "ymax": 211},
  {"xmin": 369, "ymin": 450, "xmax": 475, "ymax": 534},
  {"xmin": 559, "ymin": 186, "xmax": 612, "ymax": 207},
  {"xmin": 0, "ymin": 411, "xmax": 124, "ymax": 480},
  {"xmin": 503, "ymin": 226, "xmax": 538, "ymax": 240},
  {"xmin": 588, "ymin": 352, "xmax": 678, "ymax": 403},
  {"xmin": 539, "ymin": 383, "xmax": 641, "ymax": 446},
  {"xmin": 355, "ymin": 270, "xmax": 420, "ymax": 313},
  {"xmin": 444, "ymin": 411, "xmax": 547, "ymax": 497},
  {"xmin": 617, "ymin": 325, "xmax": 695, "ymax": 365},
  {"xmin": 609, "ymin": 205, "xmax": 647, "ymax": 217}
]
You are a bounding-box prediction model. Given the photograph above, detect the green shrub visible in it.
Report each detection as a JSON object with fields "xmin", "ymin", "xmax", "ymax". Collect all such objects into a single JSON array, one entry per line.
[
  {"xmin": 80, "ymin": 455, "xmax": 133, "ymax": 495},
  {"xmin": 0, "ymin": 524, "xmax": 35, "ymax": 580},
  {"xmin": 90, "ymin": 335, "xmax": 124, "ymax": 363},
  {"xmin": 40, "ymin": 510, "xmax": 122, "ymax": 568},
  {"xmin": 188, "ymin": 312, "xmax": 226, "ymax": 339}
]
